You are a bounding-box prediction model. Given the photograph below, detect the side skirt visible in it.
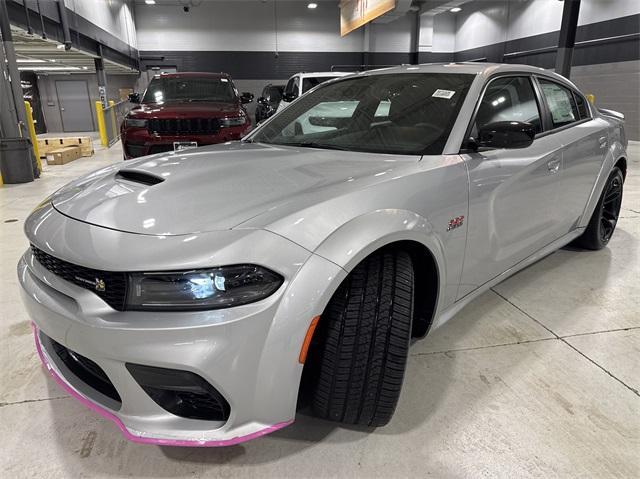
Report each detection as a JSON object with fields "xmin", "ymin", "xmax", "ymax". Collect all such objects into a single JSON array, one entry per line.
[{"xmin": 430, "ymin": 227, "xmax": 585, "ymax": 331}]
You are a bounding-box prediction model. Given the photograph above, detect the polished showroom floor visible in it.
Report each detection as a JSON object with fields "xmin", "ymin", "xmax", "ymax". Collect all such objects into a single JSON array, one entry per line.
[{"xmin": 1, "ymin": 139, "xmax": 638, "ymax": 478}]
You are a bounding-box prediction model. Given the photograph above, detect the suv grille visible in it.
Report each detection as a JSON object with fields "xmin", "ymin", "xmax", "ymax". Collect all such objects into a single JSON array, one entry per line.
[
  {"xmin": 148, "ymin": 118, "xmax": 220, "ymax": 135},
  {"xmin": 31, "ymin": 245, "xmax": 127, "ymax": 311}
]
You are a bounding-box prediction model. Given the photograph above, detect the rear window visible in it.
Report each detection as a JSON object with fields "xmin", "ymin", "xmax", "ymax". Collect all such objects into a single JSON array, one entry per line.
[
  {"xmin": 142, "ymin": 77, "xmax": 237, "ymax": 103},
  {"xmin": 539, "ymin": 79, "xmax": 580, "ymax": 129}
]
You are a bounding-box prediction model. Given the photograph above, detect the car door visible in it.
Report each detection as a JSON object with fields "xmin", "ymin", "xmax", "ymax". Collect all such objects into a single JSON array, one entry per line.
[
  {"xmin": 536, "ymin": 78, "xmax": 609, "ymax": 229},
  {"xmin": 457, "ymin": 75, "xmax": 566, "ymax": 299}
]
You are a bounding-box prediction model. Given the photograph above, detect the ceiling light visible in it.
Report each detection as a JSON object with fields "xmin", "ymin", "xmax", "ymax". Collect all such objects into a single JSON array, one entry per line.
[
  {"xmin": 145, "ymin": 0, "xmax": 156, "ymax": 4},
  {"xmin": 18, "ymin": 66, "xmax": 81, "ymax": 71},
  {"xmin": 308, "ymin": 3, "xmax": 318, "ymax": 9},
  {"xmin": 16, "ymin": 58, "xmax": 45, "ymax": 63},
  {"xmin": 450, "ymin": 7, "xmax": 462, "ymax": 13},
  {"xmin": 82, "ymin": 66, "xmax": 88, "ymax": 70},
  {"xmin": 49, "ymin": 59, "xmax": 56, "ymax": 62}
]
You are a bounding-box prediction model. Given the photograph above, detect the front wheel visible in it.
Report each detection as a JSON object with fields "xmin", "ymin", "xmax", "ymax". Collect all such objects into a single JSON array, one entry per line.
[
  {"xmin": 574, "ymin": 166, "xmax": 624, "ymax": 250},
  {"xmin": 307, "ymin": 249, "xmax": 414, "ymax": 427}
]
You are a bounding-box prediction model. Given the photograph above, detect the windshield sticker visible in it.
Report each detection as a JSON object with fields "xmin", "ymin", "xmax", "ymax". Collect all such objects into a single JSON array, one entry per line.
[{"xmin": 432, "ymin": 89, "xmax": 455, "ymax": 99}]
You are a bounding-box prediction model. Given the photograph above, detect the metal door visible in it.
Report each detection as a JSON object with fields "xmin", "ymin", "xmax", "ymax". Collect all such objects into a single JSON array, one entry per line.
[
  {"xmin": 457, "ymin": 76, "xmax": 566, "ymax": 299},
  {"xmin": 55, "ymin": 80, "xmax": 94, "ymax": 132}
]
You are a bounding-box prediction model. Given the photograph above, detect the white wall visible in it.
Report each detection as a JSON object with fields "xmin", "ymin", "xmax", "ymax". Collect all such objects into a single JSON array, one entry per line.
[
  {"xmin": 64, "ymin": 0, "xmax": 137, "ymax": 48},
  {"xmin": 370, "ymin": 13, "xmax": 415, "ymax": 52},
  {"xmin": 135, "ymin": 0, "xmax": 364, "ymax": 52},
  {"xmin": 445, "ymin": 0, "xmax": 640, "ymax": 52}
]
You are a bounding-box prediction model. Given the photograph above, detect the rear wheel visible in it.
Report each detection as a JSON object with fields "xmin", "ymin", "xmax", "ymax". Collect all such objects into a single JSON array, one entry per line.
[
  {"xmin": 307, "ymin": 249, "xmax": 414, "ymax": 427},
  {"xmin": 573, "ymin": 167, "xmax": 624, "ymax": 250}
]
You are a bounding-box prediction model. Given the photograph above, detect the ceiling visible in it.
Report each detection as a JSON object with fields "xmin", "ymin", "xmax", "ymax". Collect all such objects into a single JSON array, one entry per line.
[{"xmin": 6, "ymin": 26, "xmax": 138, "ymax": 75}]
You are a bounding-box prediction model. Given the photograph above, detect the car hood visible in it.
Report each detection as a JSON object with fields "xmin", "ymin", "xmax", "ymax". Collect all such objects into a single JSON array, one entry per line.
[
  {"xmin": 51, "ymin": 142, "xmax": 418, "ymax": 236},
  {"xmin": 130, "ymin": 101, "xmax": 242, "ymax": 118}
]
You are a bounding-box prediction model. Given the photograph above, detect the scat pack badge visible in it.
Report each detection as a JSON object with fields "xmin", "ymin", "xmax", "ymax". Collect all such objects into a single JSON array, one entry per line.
[{"xmin": 447, "ymin": 215, "xmax": 465, "ymax": 231}]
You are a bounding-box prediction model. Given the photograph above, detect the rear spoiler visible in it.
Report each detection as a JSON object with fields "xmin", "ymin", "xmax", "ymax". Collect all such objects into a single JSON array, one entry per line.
[{"xmin": 598, "ymin": 108, "xmax": 624, "ymax": 121}]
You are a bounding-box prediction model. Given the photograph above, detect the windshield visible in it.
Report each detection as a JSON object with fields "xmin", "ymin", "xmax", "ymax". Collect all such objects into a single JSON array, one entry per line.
[
  {"xmin": 142, "ymin": 77, "xmax": 237, "ymax": 103},
  {"xmin": 251, "ymin": 73, "xmax": 474, "ymax": 155}
]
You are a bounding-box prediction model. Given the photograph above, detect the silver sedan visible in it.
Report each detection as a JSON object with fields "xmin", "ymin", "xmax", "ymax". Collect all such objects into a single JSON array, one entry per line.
[{"xmin": 18, "ymin": 63, "xmax": 627, "ymax": 446}]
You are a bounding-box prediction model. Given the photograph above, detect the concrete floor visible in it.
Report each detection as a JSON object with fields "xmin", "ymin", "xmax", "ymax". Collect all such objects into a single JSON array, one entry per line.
[{"xmin": 1, "ymin": 139, "xmax": 638, "ymax": 478}]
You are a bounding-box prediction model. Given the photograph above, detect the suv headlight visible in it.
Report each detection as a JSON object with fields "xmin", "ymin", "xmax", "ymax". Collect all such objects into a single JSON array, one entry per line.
[
  {"xmin": 124, "ymin": 118, "xmax": 148, "ymax": 128},
  {"xmin": 219, "ymin": 116, "xmax": 246, "ymax": 127},
  {"xmin": 127, "ymin": 265, "xmax": 283, "ymax": 311}
]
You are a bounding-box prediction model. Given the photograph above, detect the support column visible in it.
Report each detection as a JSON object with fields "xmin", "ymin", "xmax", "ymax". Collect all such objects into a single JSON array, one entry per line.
[
  {"xmin": 555, "ymin": 0, "xmax": 581, "ymax": 79},
  {"xmin": 95, "ymin": 45, "xmax": 108, "ymax": 108},
  {"xmin": 0, "ymin": 0, "xmax": 29, "ymax": 139}
]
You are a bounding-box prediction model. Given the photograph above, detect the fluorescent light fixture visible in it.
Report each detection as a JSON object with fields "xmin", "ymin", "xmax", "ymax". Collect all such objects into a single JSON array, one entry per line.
[
  {"xmin": 145, "ymin": 0, "xmax": 156, "ymax": 4},
  {"xmin": 16, "ymin": 58, "xmax": 46, "ymax": 63},
  {"xmin": 82, "ymin": 66, "xmax": 89, "ymax": 70},
  {"xmin": 308, "ymin": 3, "xmax": 318, "ymax": 8},
  {"xmin": 49, "ymin": 59, "xmax": 56, "ymax": 62},
  {"xmin": 450, "ymin": 7, "xmax": 462, "ymax": 12},
  {"xmin": 18, "ymin": 66, "xmax": 81, "ymax": 71}
]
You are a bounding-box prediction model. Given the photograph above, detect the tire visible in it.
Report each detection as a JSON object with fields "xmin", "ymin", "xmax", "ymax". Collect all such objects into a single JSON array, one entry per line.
[
  {"xmin": 308, "ymin": 249, "xmax": 414, "ymax": 427},
  {"xmin": 573, "ymin": 167, "xmax": 624, "ymax": 250}
]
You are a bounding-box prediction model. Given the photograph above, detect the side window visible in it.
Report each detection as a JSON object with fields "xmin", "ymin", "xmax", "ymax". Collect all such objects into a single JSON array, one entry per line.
[
  {"xmin": 574, "ymin": 92, "xmax": 590, "ymax": 120},
  {"xmin": 473, "ymin": 76, "xmax": 542, "ymax": 137},
  {"xmin": 539, "ymin": 79, "xmax": 580, "ymax": 128},
  {"xmin": 284, "ymin": 77, "xmax": 297, "ymax": 97}
]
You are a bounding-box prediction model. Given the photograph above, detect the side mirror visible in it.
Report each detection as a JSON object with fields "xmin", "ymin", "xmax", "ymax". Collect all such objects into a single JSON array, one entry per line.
[
  {"xmin": 240, "ymin": 92, "xmax": 254, "ymax": 104},
  {"xmin": 128, "ymin": 92, "xmax": 141, "ymax": 103},
  {"xmin": 477, "ymin": 121, "xmax": 535, "ymax": 149},
  {"xmin": 283, "ymin": 92, "xmax": 298, "ymax": 103}
]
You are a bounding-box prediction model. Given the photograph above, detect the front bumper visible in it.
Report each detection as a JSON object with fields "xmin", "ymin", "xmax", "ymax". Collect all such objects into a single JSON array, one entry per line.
[
  {"xmin": 18, "ymin": 217, "xmax": 346, "ymax": 446},
  {"xmin": 122, "ymin": 125, "xmax": 251, "ymax": 159}
]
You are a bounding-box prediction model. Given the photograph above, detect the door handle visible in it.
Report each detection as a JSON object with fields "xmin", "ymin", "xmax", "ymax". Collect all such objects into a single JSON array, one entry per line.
[
  {"xmin": 547, "ymin": 158, "xmax": 560, "ymax": 174},
  {"xmin": 599, "ymin": 136, "xmax": 608, "ymax": 149}
]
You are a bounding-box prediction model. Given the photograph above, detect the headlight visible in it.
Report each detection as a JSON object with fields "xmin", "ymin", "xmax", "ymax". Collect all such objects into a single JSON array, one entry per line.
[
  {"xmin": 219, "ymin": 116, "xmax": 246, "ymax": 127},
  {"xmin": 127, "ymin": 265, "xmax": 283, "ymax": 311},
  {"xmin": 124, "ymin": 118, "xmax": 148, "ymax": 128}
]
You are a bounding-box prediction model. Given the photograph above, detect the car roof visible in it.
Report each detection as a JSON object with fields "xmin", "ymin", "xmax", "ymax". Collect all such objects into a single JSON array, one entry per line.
[
  {"xmin": 296, "ymin": 71, "xmax": 352, "ymax": 78},
  {"xmin": 356, "ymin": 62, "xmax": 579, "ymax": 89},
  {"xmin": 155, "ymin": 72, "xmax": 231, "ymax": 79}
]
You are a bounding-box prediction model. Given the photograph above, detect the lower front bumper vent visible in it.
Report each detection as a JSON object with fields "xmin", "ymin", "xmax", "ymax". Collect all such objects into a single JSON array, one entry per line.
[
  {"xmin": 126, "ymin": 363, "xmax": 230, "ymax": 422},
  {"xmin": 47, "ymin": 335, "xmax": 122, "ymax": 405}
]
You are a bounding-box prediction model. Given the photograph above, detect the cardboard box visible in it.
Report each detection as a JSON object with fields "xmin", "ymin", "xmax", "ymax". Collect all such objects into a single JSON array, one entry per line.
[
  {"xmin": 46, "ymin": 146, "xmax": 82, "ymax": 165},
  {"xmin": 38, "ymin": 137, "xmax": 94, "ymax": 158}
]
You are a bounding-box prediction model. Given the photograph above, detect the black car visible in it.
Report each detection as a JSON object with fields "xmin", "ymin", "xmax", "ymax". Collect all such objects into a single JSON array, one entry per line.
[{"xmin": 255, "ymin": 84, "xmax": 284, "ymax": 123}]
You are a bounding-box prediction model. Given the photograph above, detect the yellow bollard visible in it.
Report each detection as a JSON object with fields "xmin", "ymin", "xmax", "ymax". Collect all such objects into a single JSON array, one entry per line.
[
  {"xmin": 586, "ymin": 94, "xmax": 595, "ymax": 105},
  {"xmin": 108, "ymin": 100, "xmax": 117, "ymax": 144},
  {"xmin": 24, "ymin": 101, "xmax": 42, "ymax": 173},
  {"xmin": 95, "ymin": 101, "xmax": 108, "ymax": 147}
]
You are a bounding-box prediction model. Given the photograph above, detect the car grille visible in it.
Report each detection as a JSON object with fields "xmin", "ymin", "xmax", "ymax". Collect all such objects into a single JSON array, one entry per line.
[
  {"xmin": 148, "ymin": 118, "xmax": 220, "ymax": 135},
  {"xmin": 31, "ymin": 245, "xmax": 128, "ymax": 311}
]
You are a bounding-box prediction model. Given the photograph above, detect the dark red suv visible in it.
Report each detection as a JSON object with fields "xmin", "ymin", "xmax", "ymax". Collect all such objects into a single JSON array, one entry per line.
[{"xmin": 121, "ymin": 72, "xmax": 253, "ymax": 159}]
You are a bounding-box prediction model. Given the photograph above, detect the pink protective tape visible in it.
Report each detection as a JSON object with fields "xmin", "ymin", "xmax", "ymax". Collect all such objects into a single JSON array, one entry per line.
[{"xmin": 32, "ymin": 323, "xmax": 293, "ymax": 447}]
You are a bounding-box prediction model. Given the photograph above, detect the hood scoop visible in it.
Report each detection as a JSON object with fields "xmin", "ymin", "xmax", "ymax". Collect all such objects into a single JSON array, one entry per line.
[{"xmin": 116, "ymin": 169, "xmax": 165, "ymax": 186}]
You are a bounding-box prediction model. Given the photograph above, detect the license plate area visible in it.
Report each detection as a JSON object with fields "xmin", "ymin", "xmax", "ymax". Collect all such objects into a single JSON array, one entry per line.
[{"xmin": 173, "ymin": 141, "xmax": 198, "ymax": 152}]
